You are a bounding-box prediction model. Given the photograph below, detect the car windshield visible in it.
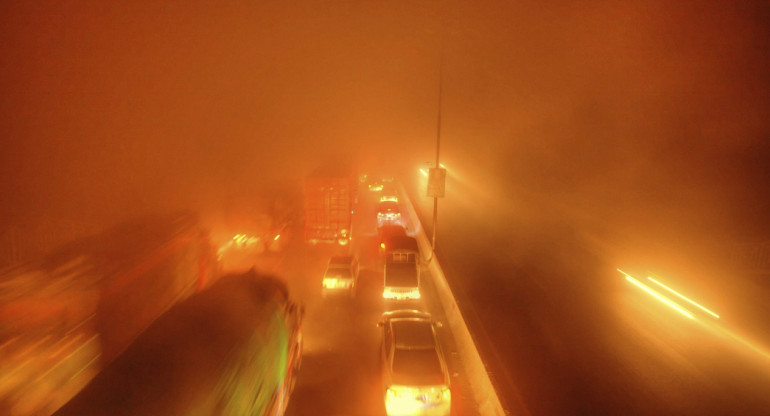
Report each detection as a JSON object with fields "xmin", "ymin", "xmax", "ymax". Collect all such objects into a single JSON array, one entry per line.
[
  {"xmin": 391, "ymin": 347, "xmax": 445, "ymax": 386},
  {"xmin": 325, "ymin": 267, "xmax": 352, "ymax": 279},
  {"xmin": 392, "ymin": 320, "xmax": 435, "ymax": 348},
  {"xmin": 385, "ymin": 263, "xmax": 417, "ymax": 287}
]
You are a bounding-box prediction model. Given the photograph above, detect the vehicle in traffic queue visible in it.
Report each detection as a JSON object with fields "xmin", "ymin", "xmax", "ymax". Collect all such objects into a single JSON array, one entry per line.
[
  {"xmin": 366, "ymin": 175, "xmax": 395, "ymax": 193},
  {"xmin": 378, "ymin": 310, "xmax": 451, "ymax": 416},
  {"xmin": 304, "ymin": 167, "xmax": 354, "ymax": 246},
  {"xmin": 377, "ymin": 200, "xmax": 402, "ymax": 228},
  {"xmin": 368, "ymin": 180, "xmax": 384, "ymax": 192},
  {"xmin": 380, "ymin": 194, "xmax": 399, "ymax": 203},
  {"xmin": 382, "ymin": 235, "xmax": 420, "ymax": 300},
  {"xmin": 322, "ymin": 255, "xmax": 359, "ymax": 297},
  {"xmin": 379, "ymin": 182, "xmax": 399, "ymax": 203},
  {"xmin": 381, "ymin": 235, "xmax": 419, "ymax": 262},
  {"xmin": 383, "ymin": 260, "xmax": 420, "ymax": 301},
  {"xmin": 378, "ymin": 225, "xmax": 408, "ymax": 252}
]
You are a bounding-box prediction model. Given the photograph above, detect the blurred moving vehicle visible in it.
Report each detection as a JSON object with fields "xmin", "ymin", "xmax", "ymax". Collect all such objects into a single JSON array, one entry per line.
[
  {"xmin": 378, "ymin": 310, "xmax": 451, "ymax": 416},
  {"xmin": 382, "ymin": 234, "xmax": 418, "ymax": 261},
  {"xmin": 212, "ymin": 192, "xmax": 295, "ymax": 272},
  {"xmin": 0, "ymin": 213, "xmax": 217, "ymax": 416},
  {"xmin": 54, "ymin": 271, "xmax": 304, "ymax": 416},
  {"xmin": 377, "ymin": 200, "xmax": 402, "ymax": 228},
  {"xmin": 304, "ymin": 168, "xmax": 354, "ymax": 245},
  {"xmin": 322, "ymin": 255, "xmax": 360, "ymax": 297}
]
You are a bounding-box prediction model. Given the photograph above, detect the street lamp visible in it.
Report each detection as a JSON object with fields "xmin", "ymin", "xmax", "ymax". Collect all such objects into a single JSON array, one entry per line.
[{"xmin": 426, "ymin": 59, "xmax": 446, "ymax": 254}]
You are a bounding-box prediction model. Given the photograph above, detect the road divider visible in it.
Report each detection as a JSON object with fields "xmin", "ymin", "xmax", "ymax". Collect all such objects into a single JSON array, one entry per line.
[{"xmin": 398, "ymin": 183, "xmax": 506, "ymax": 416}]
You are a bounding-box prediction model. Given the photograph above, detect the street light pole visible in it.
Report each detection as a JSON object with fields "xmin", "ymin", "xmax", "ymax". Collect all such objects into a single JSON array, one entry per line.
[{"xmin": 432, "ymin": 56, "xmax": 443, "ymax": 252}]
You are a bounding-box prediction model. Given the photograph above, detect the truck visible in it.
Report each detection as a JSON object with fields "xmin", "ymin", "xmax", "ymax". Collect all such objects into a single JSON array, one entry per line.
[
  {"xmin": 382, "ymin": 236, "xmax": 421, "ymax": 300},
  {"xmin": 53, "ymin": 270, "xmax": 303, "ymax": 416},
  {"xmin": 304, "ymin": 168, "xmax": 354, "ymax": 245},
  {"xmin": 0, "ymin": 213, "xmax": 218, "ymax": 416},
  {"xmin": 383, "ymin": 235, "xmax": 419, "ymax": 263}
]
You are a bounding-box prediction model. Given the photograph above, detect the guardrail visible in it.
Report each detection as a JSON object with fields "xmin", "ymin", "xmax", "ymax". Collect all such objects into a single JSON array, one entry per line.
[{"xmin": 398, "ymin": 183, "xmax": 506, "ymax": 416}]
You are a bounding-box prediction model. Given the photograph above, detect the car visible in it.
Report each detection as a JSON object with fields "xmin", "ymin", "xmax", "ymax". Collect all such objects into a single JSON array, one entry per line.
[
  {"xmin": 377, "ymin": 200, "xmax": 402, "ymax": 228},
  {"xmin": 383, "ymin": 260, "xmax": 420, "ymax": 300},
  {"xmin": 321, "ymin": 255, "xmax": 359, "ymax": 297},
  {"xmin": 379, "ymin": 183, "xmax": 399, "ymax": 202},
  {"xmin": 378, "ymin": 310, "xmax": 451, "ymax": 416},
  {"xmin": 368, "ymin": 180, "xmax": 384, "ymax": 192},
  {"xmin": 378, "ymin": 225, "xmax": 408, "ymax": 252},
  {"xmin": 380, "ymin": 194, "xmax": 398, "ymax": 203}
]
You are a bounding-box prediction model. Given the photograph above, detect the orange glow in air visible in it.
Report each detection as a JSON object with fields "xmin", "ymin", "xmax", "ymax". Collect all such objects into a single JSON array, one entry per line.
[
  {"xmin": 617, "ymin": 269, "xmax": 694, "ymax": 319},
  {"xmin": 647, "ymin": 276, "xmax": 720, "ymax": 319}
]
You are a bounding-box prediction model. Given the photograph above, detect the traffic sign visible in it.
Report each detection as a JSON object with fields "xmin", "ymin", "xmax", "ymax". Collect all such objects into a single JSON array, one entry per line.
[{"xmin": 426, "ymin": 167, "xmax": 446, "ymax": 198}]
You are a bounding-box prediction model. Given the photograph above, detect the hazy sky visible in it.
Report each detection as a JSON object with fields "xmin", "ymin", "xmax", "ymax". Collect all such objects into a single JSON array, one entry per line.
[{"xmin": 2, "ymin": 0, "xmax": 769, "ymax": 240}]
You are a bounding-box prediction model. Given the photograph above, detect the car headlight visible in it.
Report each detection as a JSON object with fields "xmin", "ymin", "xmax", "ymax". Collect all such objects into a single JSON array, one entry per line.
[
  {"xmin": 385, "ymin": 386, "xmax": 420, "ymax": 415},
  {"xmin": 442, "ymin": 386, "xmax": 451, "ymax": 400}
]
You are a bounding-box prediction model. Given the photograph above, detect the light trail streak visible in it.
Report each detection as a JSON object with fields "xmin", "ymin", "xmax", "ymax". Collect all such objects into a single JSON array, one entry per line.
[
  {"xmin": 617, "ymin": 269, "xmax": 694, "ymax": 319},
  {"xmin": 419, "ymin": 168, "xmax": 428, "ymax": 177},
  {"xmin": 716, "ymin": 325, "xmax": 770, "ymax": 362},
  {"xmin": 647, "ymin": 276, "xmax": 720, "ymax": 319}
]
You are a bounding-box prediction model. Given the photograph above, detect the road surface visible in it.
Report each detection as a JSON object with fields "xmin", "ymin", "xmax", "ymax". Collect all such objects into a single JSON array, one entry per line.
[{"xmin": 403, "ymin": 173, "xmax": 770, "ymax": 415}]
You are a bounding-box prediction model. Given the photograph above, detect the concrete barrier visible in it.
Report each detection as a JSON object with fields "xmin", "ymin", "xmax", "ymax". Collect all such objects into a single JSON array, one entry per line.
[{"xmin": 398, "ymin": 183, "xmax": 507, "ymax": 416}]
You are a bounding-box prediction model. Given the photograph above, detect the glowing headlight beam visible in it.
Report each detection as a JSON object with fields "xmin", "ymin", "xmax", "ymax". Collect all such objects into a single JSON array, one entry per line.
[
  {"xmin": 647, "ymin": 276, "xmax": 720, "ymax": 319},
  {"xmin": 617, "ymin": 269, "xmax": 694, "ymax": 319}
]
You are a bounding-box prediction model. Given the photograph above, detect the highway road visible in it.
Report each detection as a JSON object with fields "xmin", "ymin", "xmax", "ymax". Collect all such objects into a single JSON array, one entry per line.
[
  {"xmin": 402, "ymin": 172, "xmax": 770, "ymax": 415},
  {"xmin": 236, "ymin": 183, "xmax": 479, "ymax": 416},
  {"xmin": 8, "ymin": 176, "xmax": 770, "ymax": 416}
]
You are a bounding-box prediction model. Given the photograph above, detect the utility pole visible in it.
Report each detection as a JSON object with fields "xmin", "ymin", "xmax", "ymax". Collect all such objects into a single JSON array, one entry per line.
[
  {"xmin": 432, "ymin": 65, "xmax": 442, "ymax": 251},
  {"xmin": 426, "ymin": 14, "xmax": 447, "ymax": 258}
]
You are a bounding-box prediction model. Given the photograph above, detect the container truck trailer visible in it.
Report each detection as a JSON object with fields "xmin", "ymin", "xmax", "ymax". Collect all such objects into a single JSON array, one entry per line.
[
  {"xmin": 53, "ymin": 270, "xmax": 303, "ymax": 416},
  {"xmin": 304, "ymin": 168, "xmax": 354, "ymax": 245}
]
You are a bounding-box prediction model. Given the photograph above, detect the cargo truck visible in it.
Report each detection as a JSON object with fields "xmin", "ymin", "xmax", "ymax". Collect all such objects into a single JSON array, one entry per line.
[
  {"xmin": 0, "ymin": 213, "xmax": 217, "ymax": 416},
  {"xmin": 53, "ymin": 270, "xmax": 303, "ymax": 416},
  {"xmin": 383, "ymin": 235, "xmax": 419, "ymax": 263},
  {"xmin": 304, "ymin": 169, "xmax": 354, "ymax": 245}
]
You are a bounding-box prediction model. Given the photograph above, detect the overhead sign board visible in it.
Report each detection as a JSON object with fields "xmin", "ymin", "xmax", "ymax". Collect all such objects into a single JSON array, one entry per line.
[{"xmin": 426, "ymin": 167, "xmax": 446, "ymax": 198}]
